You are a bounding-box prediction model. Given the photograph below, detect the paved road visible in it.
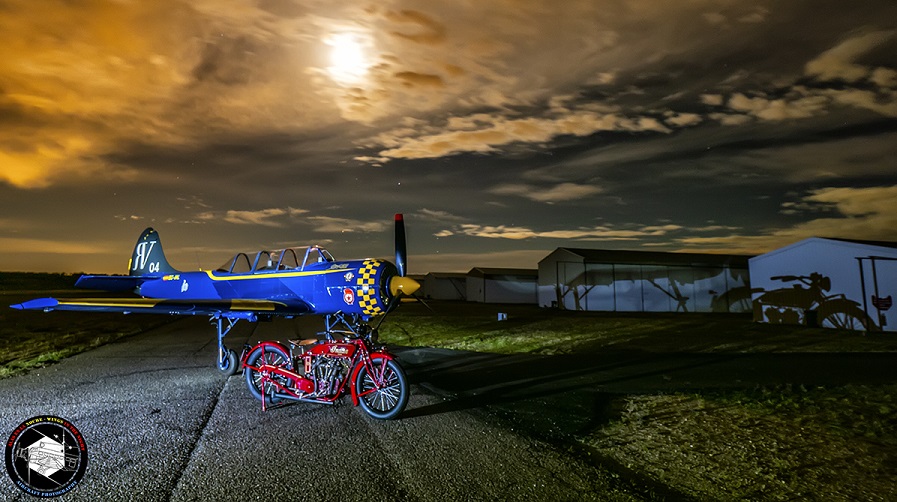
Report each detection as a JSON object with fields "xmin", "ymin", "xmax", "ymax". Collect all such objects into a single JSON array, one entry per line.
[{"xmin": 0, "ymin": 317, "xmax": 634, "ymax": 501}]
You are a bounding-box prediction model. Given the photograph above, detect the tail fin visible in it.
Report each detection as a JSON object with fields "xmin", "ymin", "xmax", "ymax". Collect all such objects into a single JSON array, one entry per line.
[{"xmin": 129, "ymin": 228, "xmax": 179, "ymax": 276}]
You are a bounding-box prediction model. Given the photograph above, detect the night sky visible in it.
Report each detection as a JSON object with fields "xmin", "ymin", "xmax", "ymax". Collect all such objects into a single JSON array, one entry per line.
[{"xmin": 1, "ymin": 1, "xmax": 896, "ymax": 274}]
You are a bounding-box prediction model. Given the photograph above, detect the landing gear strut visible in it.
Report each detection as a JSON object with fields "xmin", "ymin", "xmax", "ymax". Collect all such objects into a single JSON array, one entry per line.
[{"xmin": 212, "ymin": 315, "xmax": 240, "ymax": 377}]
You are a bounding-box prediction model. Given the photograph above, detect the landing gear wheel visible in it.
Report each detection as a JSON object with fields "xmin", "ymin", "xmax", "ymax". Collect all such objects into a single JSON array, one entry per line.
[
  {"xmin": 355, "ymin": 359, "xmax": 408, "ymax": 420},
  {"xmin": 218, "ymin": 349, "xmax": 239, "ymax": 377},
  {"xmin": 243, "ymin": 345, "xmax": 290, "ymax": 407}
]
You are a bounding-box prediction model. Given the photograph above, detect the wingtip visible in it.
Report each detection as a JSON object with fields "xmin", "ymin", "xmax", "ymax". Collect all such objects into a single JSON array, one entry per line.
[{"xmin": 9, "ymin": 298, "xmax": 60, "ymax": 311}]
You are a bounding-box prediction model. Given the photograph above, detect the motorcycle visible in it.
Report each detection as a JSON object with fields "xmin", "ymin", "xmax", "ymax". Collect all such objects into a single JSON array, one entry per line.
[{"xmin": 240, "ymin": 313, "xmax": 409, "ymax": 420}]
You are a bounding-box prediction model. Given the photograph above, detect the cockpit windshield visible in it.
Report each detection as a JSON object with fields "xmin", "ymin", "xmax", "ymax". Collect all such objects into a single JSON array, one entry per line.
[{"xmin": 215, "ymin": 246, "xmax": 334, "ymax": 274}]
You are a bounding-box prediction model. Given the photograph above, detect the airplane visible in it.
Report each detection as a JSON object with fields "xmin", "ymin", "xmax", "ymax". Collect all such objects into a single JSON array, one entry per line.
[{"xmin": 11, "ymin": 214, "xmax": 421, "ymax": 376}]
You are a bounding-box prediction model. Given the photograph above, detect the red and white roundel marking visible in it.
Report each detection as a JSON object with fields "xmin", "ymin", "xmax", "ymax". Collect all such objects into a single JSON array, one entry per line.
[{"xmin": 343, "ymin": 287, "xmax": 355, "ymax": 305}]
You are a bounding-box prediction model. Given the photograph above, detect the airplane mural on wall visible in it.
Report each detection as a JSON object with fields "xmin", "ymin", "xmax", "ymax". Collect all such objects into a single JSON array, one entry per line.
[{"xmin": 11, "ymin": 214, "xmax": 420, "ymax": 376}]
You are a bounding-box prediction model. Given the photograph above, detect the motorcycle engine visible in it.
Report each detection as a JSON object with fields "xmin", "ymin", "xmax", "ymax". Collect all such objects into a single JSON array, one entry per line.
[{"xmin": 313, "ymin": 356, "xmax": 349, "ymax": 396}]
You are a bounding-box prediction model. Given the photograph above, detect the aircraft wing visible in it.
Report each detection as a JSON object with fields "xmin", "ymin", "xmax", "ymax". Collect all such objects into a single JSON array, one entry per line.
[
  {"xmin": 10, "ymin": 297, "xmax": 312, "ymax": 319},
  {"xmin": 73, "ymin": 275, "xmax": 147, "ymax": 292}
]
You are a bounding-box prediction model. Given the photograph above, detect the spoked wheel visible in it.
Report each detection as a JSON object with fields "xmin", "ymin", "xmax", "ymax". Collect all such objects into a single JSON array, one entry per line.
[
  {"xmin": 243, "ymin": 345, "xmax": 291, "ymax": 407},
  {"xmin": 355, "ymin": 359, "xmax": 408, "ymax": 420}
]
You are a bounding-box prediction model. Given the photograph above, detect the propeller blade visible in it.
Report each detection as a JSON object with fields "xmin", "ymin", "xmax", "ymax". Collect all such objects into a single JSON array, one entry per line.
[
  {"xmin": 395, "ymin": 213, "xmax": 407, "ymax": 277},
  {"xmin": 411, "ymin": 293, "xmax": 435, "ymax": 313}
]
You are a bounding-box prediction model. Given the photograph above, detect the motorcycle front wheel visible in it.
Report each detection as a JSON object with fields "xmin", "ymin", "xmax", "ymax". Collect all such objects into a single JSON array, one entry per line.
[
  {"xmin": 243, "ymin": 344, "xmax": 290, "ymax": 407},
  {"xmin": 355, "ymin": 359, "xmax": 408, "ymax": 420}
]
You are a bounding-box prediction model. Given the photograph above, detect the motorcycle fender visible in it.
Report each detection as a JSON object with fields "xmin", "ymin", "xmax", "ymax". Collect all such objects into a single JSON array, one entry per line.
[
  {"xmin": 349, "ymin": 352, "xmax": 395, "ymax": 407},
  {"xmin": 240, "ymin": 340, "xmax": 291, "ymax": 368}
]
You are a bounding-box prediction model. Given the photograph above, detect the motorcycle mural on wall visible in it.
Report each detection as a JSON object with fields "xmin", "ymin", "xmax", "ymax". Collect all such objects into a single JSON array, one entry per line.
[{"xmin": 754, "ymin": 272, "xmax": 874, "ymax": 330}]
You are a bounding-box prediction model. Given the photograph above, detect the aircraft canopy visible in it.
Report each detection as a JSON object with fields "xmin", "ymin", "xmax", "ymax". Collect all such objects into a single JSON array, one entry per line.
[{"xmin": 216, "ymin": 246, "xmax": 334, "ymax": 274}]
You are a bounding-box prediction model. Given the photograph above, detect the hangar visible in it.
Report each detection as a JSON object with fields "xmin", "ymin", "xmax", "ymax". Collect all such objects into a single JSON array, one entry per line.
[
  {"xmin": 420, "ymin": 272, "xmax": 467, "ymax": 301},
  {"xmin": 538, "ymin": 247, "xmax": 752, "ymax": 313},
  {"xmin": 466, "ymin": 268, "xmax": 538, "ymax": 304},
  {"xmin": 749, "ymin": 237, "xmax": 897, "ymax": 332}
]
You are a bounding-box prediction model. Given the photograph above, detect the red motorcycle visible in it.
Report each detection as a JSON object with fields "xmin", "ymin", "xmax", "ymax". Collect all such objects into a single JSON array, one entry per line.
[{"xmin": 240, "ymin": 313, "xmax": 409, "ymax": 420}]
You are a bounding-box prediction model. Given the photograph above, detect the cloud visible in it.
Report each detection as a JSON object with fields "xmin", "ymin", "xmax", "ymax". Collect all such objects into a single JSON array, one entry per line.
[
  {"xmin": 664, "ymin": 112, "xmax": 702, "ymax": 127},
  {"xmin": 805, "ymin": 30, "xmax": 896, "ymax": 82},
  {"xmin": 676, "ymin": 185, "xmax": 897, "ymax": 254},
  {"xmin": 822, "ymin": 88, "xmax": 897, "ymax": 117},
  {"xmin": 698, "ymin": 30, "xmax": 897, "ymax": 130},
  {"xmin": 700, "ymin": 94, "xmax": 724, "ymax": 106},
  {"xmin": 702, "ymin": 12, "xmax": 727, "ymax": 26},
  {"xmin": 394, "ymin": 71, "xmax": 446, "ymax": 88},
  {"xmin": 0, "ymin": 133, "xmax": 138, "ymax": 188},
  {"xmin": 415, "ymin": 208, "xmax": 467, "ymax": 223},
  {"xmin": 727, "ymin": 92, "xmax": 829, "ymax": 121},
  {"xmin": 439, "ymin": 222, "xmax": 682, "ymax": 241},
  {"xmin": 197, "ymin": 207, "xmax": 308, "ymax": 227},
  {"xmin": 490, "ymin": 182, "xmax": 603, "ymax": 203},
  {"xmin": 871, "ymin": 67, "xmax": 897, "ymax": 88},
  {"xmin": 708, "ymin": 112, "xmax": 752, "ymax": 126},
  {"xmin": 358, "ymin": 109, "xmax": 674, "ymax": 163},
  {"xmin": 738, "ymin": 7, "xmax": 769, "ymax": 24},
  {"xmin": 305, "ymin": 216, "xmax": 387, "ymax": 234},
  {"xmin": 701, "ymin": 6, "xmax": 768, "ymax": 28},
  {"xmin": 386, "ymin": 9, "xmax": 447, "ymax": 46}
]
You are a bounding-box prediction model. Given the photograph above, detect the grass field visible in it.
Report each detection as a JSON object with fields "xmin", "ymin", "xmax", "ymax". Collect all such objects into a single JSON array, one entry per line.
[
  {"xmin": 3, "ymin": 275, "xmax": 896, "ymax": 500},
  {"xmin": 379, "ymin": 301, "xmax": 897, "ymax": 501},
  {"xmin": 0, "ymin": 272, "xmax": 167, "ymax": 378}
]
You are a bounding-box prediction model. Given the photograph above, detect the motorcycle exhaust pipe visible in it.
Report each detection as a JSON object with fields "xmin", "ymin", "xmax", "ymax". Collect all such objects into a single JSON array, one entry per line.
[{"xmin": 272, "ymin": 392, "xmax": 336, "ymax": 405}]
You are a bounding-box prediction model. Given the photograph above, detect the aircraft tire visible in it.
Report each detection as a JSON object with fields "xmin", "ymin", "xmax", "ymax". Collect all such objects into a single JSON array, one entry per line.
[{"xmin": 218, "ymin": 349, "xmax": 239, "ymax": 377}]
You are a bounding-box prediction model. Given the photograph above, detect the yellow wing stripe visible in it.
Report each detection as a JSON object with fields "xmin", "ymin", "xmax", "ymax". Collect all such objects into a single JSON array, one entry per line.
[
  {"xmin": 57, "ymin": 298, "xmax": 286, "ymax": 311},
  {"xmin": 58, "ymin": 299, "xmax": 164, "ymax": 308},
  {"xmin": 202, "ymin": 269, "xmax": 347, "ymax": 281}
]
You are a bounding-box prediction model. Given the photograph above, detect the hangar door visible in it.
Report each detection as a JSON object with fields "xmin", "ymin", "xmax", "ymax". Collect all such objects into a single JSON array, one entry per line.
[{"xmin": 555, "ymin": 261, "xmax": 749, "ymax": 313}]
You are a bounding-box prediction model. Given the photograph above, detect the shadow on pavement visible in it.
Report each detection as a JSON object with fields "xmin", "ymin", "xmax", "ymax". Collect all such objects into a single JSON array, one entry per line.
[{"xmin": 396, "ymin": 346, "xmax": 897, "ymax": 437}]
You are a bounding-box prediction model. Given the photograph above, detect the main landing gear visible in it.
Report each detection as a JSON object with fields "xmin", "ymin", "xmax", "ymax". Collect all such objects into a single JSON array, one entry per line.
[{"xmin": 213, "ymin": 315, "xmax": 241, "ymax": 377}]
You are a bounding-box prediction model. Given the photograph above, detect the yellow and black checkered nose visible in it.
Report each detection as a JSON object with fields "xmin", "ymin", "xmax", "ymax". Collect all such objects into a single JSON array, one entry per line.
[{"xmin": 356, "ymin": 259, "xmax": 391, "ymax": 316}]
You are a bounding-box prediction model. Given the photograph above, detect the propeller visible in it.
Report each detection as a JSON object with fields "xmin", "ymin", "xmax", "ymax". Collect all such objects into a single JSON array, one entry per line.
[
  {"xmin": 374, "ymin": 213, "xmax": 431, "ymax": 333},
  {"xmin": 395, "ymin": 213, "xmax": 407, "ymax": 277},
  {"xmin": 388, "ymin": 213, "xmax": 420, "ymax": 297}
]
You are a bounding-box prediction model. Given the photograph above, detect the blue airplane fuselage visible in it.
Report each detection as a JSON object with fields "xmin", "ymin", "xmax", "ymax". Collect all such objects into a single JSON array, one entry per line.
[{"xmin": 134, "ymin": 258, "xmax": 399, "ymax": 319}]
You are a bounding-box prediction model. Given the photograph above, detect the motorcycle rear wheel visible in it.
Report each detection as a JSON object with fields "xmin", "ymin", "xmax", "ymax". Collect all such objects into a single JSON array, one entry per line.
[
  {"xmin": 244, "ymin": 344, "xmax": 290, "ymax": 407},
  {"xmin": 355, "ymin": 359, "xmax": 408, "ymax": 420}
]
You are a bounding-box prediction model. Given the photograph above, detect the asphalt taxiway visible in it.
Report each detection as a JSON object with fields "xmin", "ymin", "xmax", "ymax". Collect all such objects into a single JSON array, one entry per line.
[{"xmin": 0, "ymin": 317, "xmax": 629, "ymax": 501}]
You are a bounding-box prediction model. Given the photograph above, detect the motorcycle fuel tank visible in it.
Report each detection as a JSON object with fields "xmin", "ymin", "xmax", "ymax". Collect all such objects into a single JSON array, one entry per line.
[{"xmin": 307, "ymin": 342, "xmax": 357, "ymax": 358}]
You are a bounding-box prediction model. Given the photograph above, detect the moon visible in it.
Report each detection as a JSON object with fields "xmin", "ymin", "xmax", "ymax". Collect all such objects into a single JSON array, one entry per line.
[{"xmin": 326, "ymin": 33, "xmax": 370, "ymax": 85}]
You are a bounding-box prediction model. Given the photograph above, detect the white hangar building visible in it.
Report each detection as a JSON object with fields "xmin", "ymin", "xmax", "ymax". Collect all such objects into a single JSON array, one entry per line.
[
  {"xmin": 466, "ymin": 268, "xmax": 538, "ymax": 304},
  {"xmin": 749, "ymin": 238, "xmax": 897, "ymax": 332},
  {"xmin": 420, "ymin": 272, "xmax": 467, "ymax": 301},
  {"xmin": 538, "ymin": 247, "xmax": 753, "ymax": 313}
]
